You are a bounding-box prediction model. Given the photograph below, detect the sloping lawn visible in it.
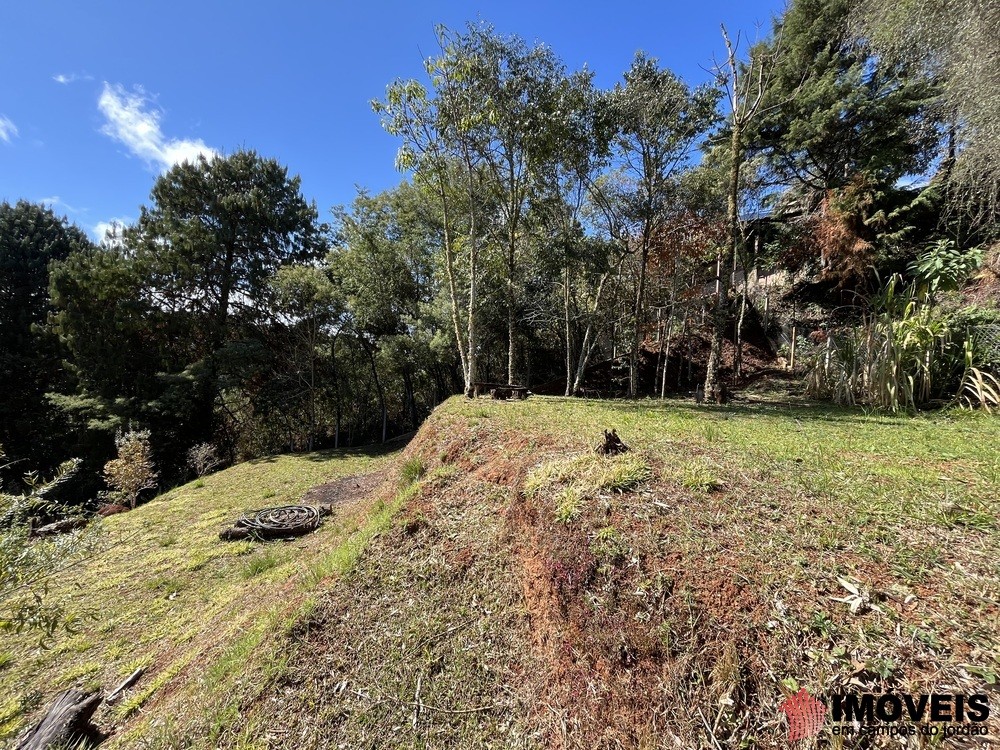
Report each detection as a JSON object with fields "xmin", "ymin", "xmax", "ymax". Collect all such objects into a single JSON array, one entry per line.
[{"xmin": 1, "ymin": 444, "xmax": 397, "ymax": 747}]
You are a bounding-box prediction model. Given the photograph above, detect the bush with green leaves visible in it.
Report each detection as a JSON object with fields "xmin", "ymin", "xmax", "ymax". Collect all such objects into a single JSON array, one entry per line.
[
  {"xmin": 908, "ymin": 239, "xmax": 983, "ymax": 298},
  {"xmin": 1, "ymin": 447, "xmax": 102, "ymax": 640},
  {"xmin": 103, "ymin": 428, "xmax": 158, "ymax": 508}
]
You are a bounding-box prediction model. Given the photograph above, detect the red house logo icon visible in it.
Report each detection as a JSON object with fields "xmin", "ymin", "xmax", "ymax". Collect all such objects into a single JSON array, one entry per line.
[{"xmin": 779, "ymin": 688, "xmax": 826, "ymax": 740}]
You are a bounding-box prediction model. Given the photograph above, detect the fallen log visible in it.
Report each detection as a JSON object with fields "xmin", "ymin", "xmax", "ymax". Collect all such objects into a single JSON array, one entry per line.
[
  {"xmin": 30, "ymin": 518, "xmax": 88, "ymax": 538},
  {"xmin": 15, "ymin": 689, "xmax": 104, "ymax": 750}
]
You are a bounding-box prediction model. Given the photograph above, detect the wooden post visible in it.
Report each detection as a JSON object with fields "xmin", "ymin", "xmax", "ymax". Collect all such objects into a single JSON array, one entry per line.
[{"xmin": 790, "ymin": 325, "xmax": 798, "ymax": 371}]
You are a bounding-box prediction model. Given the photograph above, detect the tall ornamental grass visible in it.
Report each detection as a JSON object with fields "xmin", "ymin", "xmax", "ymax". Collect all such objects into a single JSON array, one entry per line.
[{"xmin": 807, "ymin": 277, "xmax": 1000, "ymax": 412}]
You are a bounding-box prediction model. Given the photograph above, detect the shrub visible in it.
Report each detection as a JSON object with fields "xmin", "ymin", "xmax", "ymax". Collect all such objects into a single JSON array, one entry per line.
[
  {"xmin": 1, "ymin": 446, "xmax": 101, "ymax": 640},
  {"xmin": 187, "ymin": 442, "xmax": 222, "ymax": 478},
  {"xmin": 103, "ymin": 428, "xmax": 158, "ymax": 508},
  {"xmin": 806, "ymin": 276, "xmax": 999, "ymax": 412}
]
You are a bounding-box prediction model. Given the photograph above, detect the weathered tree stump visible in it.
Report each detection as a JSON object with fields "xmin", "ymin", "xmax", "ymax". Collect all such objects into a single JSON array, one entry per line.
[
  {"xmin": 15, "ymin": 689, "xmax": 104, "ymax": 750},
  {"xmin": 218, "ymin": 526, "xmax": 251, "ymax": 541},
  {"xmin": 595, "ymin": 429, "xmax": 630, "ymax": 456}
]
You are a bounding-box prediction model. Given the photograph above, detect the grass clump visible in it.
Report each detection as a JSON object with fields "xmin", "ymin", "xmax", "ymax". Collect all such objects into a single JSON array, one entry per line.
[
  {"xmin": 554, "ymin": 487, "xmax": 584, "ymax": 523},
  {"xmin": 242, "ymin": 550, "xmax": 280, "ymax": 579},
  {"xmin": 525, "ymin": 453, "xmax": 653, "ymax": 503},
  {"xmin": 399, "ymin": 456, "xmax": 426, "ymax": 486},
  {"xmin": 678, "ymin": 458, "xmax": 723, "ymax": 492},
  {"xmin": 591, "ymin": 525, "xmax": 628, "ymax": 564}
]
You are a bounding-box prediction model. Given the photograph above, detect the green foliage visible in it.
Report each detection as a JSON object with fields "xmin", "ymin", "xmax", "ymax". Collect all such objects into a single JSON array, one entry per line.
[
  {"xmin": 806, "ymin": 276, "xmax": 997, "ymax": 412},
  {"xmin": 48, "ymin": 151, "xmax": 328, "ymax": 479},
  {"xmin": 0, "ymin": 201, "xmax": 94, "ymax": 472},
  {"xmin": 103, "ymin": 428, "xmax": 158, "ymax": 508},
  {"xmin": 753, "ymin": 0, "xmax": 939, "ymax": 191},
  {"xmin": 0, "ymin": 448, "xmax": 101, "ymax": 641},
  {"xmin": 851, "ymin": 0, "xmax": 1000, "ymax": 224},
  {"xmin": 908, "ymin": 239, "xmax": 983, "ymax": 297}
]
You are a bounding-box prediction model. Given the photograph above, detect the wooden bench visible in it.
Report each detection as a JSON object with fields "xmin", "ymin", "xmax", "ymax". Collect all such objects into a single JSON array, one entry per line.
[{"xmin": 470, "ymin": 382, "xmax": 530, "ymax": 400}]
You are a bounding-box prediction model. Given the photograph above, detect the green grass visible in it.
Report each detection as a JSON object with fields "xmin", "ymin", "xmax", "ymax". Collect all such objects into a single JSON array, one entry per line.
[
  {"xmin": 399, "ymin": 456, "xmax": 426, "ymax": 486},
  {"xmin": 0, "ymin": 444, "xmax": 396, "ymax": 747},
  {"xmin": 373, "ymin": 395, "xmax": 1000, "ymax": 746},
  {"xmin": 7, "ymin": 395, "xmax": 1000, "ymax": 748}
]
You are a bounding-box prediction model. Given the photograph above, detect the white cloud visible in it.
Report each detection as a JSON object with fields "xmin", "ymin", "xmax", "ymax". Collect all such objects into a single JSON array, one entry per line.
[
  {"xmin": 53, "ymin": 72, "xmax": 93, "ymax": 85},
  {"xmin": 0, "ymin": 115, "xmax": 18, "ymax": 143},
  {"xmin": 98, "ymin": 83, "xmax": 216, "ymax": 172},
  {"xmin": 91, "ymin": 218, "xmax": 131, "ymax": 245},
  {"xmin": 39, "ymin": 196, "xmax": 82, "ymax": 214}
]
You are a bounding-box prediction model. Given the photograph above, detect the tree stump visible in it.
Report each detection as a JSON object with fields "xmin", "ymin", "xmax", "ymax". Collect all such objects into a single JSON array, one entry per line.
[
  {"xmin": 595, "ymin": 429, "xmax": 630, "ymax": 456},
  {"xmin": 15, "ymin": 689, "xmax": 104, "ymax": 750}
]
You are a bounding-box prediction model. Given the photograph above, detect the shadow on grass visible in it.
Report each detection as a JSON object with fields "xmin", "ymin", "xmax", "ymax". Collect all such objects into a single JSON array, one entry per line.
[
  {"xmin": 248, "ymin": 439, "xmax": 407, "ymax": 465},
  {"xmin": 539, "ymin": 394, "xmax": 921, "ymax": 427}
]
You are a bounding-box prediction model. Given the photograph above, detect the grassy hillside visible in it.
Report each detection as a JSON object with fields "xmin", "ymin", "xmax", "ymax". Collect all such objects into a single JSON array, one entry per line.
[
  {"xmin": 264, "ymin": 396, "xmax": 1000, "ymax": 749},
  {"xmin": 5, "ymin": 396, "xmax": 1000, "ymax": 749},
  {"xmin": 1, "ymin": 444, "xmax": 399, "ymax": 747}
]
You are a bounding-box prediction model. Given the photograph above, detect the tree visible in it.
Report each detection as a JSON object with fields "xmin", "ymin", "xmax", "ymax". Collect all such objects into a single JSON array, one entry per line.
[
  {"xmin": 0, "ymin": 202, "xmax": 93, "ymax": 468},
  {"xmin": 443, "ymin": 24, "xmax": 584, "ymax": 385},
  {"xmin": 850, "ymin": 0, "xmax": 1000, "ymax": 227},
  {"xmin": 374, "ymin": 32, "xmax": 486, "ymax": 396},
  {"xmin": 334, "ymin": 189, "xmax": 428, "ymax": 442},
  {"xmin": 703, "ymin": 28, "xmax": 778, "ymax": 399},
  {"xmin": 102, "ymin": 428, "xmax": 158, "ymax": 508},
  {"xmin": 605, "ymin": 53, "xmax": 718, "ymax": 396},
  {"xmin": 127, "ymin": 150, "xmax": 325, "ymax": 347},
  {"xmin": 528, "ymin": 71, "xmax": 619, "ymax": 395},
  {"xmin": 50, "ymin": 150, "xmax": 325, "ymax": 475},
  {"xmin": 753, "ymin": 0, "xmax": 939, "ymax": 194},
  {"xmin": 268, "ymin": 265, "xmax": 345, "ymax": 451}
]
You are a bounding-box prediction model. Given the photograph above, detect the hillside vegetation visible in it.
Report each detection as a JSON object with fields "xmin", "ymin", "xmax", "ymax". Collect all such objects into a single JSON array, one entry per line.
[
  {"xmin": 1, "ymin": 445, "xmax": 397, "ymax": 747},
  {"xmin": 253, "ymin": 396, "xmax": 1000, "ymax": 748},
  {"xmin": 5, "ymin": 395, "xmax": 999, "ymax": 748}
]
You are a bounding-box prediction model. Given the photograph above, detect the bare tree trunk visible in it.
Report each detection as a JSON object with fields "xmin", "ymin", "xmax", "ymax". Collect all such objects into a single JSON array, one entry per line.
[
  {"xmin": 440, "ymin": 195, "xmax": 470, "ymax": 391},
  {"xmin": 734, "ymin": 288, "xmax": 748, "ymax": 381},
  {"xmin": 364, "ymin": 340, "xmax": 387, "ymax": 444},
  {"xmin": 508, "ymin": 223, "xmax": 517, "ymax": 385},
  {"xmin": 660, "ymin": 293, "xmax": 676, "ymax": 399},
  {"xmin": 564, "ymin": 265, "xmax": 573, "ymax": 396},
  {"xmin": 402, "ymin": 369, "xmax": 418, "ymax": 430},
  {"xmin": 704, "ymin": 24, "xmax": 774, "ymax": 401},
  {"xmin": 332, "ymin": 336, "xmax": 341, "ymax": 449},
  {"xmin": 630, "ymin": 245, "xmax": 650, "ymax": 397}
]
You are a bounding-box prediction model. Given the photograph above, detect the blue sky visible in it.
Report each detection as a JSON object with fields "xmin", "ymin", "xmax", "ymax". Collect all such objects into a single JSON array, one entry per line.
[{"xmin": 0, "ymin": 1, "xmax": 784, "ymax": 242}]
